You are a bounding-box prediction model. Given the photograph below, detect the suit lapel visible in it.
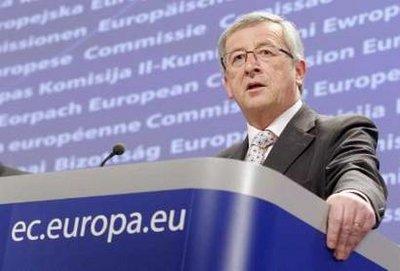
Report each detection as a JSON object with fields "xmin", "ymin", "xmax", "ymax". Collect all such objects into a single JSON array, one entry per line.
[
  {"xmin": 228, "ymin": 137, "xmax": 249, "ymax": 160},
  {"xmin": 263, "ymin": 104, "xmax": 316, "ymax": 174}
]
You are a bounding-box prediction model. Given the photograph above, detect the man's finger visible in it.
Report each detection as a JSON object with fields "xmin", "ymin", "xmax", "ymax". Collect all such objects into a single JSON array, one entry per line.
[
  {"xmin": 345, "ymin": 206, "xmax": 375, "ymax": 252},
  {"xmin": 326, "ymin": 201, "xmax": 344, "ymax": 249},
  {"xmin": 343, "ymin": 211, "xmax": 367, "ymax": 255},
  {"xmin": 334, "ymin": 203, "xmax": 356, "ymax": 260}
]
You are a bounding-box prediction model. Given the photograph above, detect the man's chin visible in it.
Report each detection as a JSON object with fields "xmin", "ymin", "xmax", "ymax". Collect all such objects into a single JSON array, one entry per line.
[{"xmin": 244, "ymin": 100, "xmax": 272, "ymax": 112}]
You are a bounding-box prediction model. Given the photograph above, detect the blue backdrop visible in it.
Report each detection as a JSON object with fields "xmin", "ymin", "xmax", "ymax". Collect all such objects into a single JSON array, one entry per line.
[{"xmin": 0, "ymin": 0, "xmax": 399, "ymax": 244}]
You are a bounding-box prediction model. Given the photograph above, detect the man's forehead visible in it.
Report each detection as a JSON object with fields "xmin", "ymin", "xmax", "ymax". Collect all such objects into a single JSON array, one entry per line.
[{"xmin": 225, "ymin": 22, "xmax": 284, "ymax": 51}]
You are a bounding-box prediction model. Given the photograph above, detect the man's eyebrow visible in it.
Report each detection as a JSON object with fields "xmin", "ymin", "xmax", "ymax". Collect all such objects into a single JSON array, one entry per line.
[
  {"xmin": 255, "ymin": 41, "xmax": 278, "ymax": 48},
  {"xmin": 225, "ymin": 46, "xmax": 246, "ymax": 55},
  {"xmin": 226, "ymin": 41, "xmax": 279, "ymax": 54}
]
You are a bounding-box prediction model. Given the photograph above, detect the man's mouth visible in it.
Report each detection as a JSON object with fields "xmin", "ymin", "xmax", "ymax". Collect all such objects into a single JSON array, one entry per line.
[{"xmin": 246, "ymin": 82, "xmax": 266, "ymax": 91}]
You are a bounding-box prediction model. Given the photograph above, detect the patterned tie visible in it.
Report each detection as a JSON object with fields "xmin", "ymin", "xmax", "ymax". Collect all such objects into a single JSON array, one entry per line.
[{"xmin": 245, "ymin": 130, "xmax": 277, "ymax": 164}]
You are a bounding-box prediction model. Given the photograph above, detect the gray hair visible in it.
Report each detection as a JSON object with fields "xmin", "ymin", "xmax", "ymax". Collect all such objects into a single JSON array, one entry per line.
[{"xmin": 218, "ymin": 11, "xmax": 305, "ymax": 70}]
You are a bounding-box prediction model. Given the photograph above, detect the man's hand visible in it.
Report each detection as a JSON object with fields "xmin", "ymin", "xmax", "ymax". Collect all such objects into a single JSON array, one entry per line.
[{"xmin": 326, "ymin": 193, "xmax": 376, "ymax": 260}]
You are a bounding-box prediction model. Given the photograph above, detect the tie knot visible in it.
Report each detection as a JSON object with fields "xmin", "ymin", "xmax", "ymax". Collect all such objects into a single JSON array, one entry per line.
[{"xmin": 251, "ymin": 130, "xmax": 277, "ymax": 149}]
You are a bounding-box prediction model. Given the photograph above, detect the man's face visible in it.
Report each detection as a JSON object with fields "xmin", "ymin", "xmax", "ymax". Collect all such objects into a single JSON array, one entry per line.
[{"xmin": 223, "ymin": 22, "xmax": 306, "ymax": 127}]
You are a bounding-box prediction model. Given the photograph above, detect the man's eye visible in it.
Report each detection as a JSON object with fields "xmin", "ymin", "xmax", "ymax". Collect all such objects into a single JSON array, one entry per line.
[
  {"xmin": 232, "ymin": 53, "xmax": 245, "ymax": 63},
  {"xmin": 258, "ymin": 49, "xmax": 273, "ymax": 56}
]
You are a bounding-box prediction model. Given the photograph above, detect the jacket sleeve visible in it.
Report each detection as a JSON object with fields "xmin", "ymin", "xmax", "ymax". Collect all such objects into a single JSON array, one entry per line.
[{"xmin": 324, "ymin": 116, "xmax": 387, "ymax": 227}]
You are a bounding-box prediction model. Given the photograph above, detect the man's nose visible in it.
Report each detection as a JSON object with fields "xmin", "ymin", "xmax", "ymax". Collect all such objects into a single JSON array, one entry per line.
[{"xmin": 244, "ymin": 52, "xmax": 261, "ymax": 76}]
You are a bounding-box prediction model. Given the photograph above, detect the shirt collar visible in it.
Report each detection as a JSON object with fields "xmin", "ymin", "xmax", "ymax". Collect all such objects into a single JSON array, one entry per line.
[{"xmin": 247, "ymin": 99, "xmax": 303, "ymax": 144}]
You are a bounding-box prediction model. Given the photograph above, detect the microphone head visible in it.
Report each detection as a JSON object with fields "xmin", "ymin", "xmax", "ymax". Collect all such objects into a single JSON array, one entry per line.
[{"xmin": 112, "ymin": 143, "xmax": 125, "ymax": 155}]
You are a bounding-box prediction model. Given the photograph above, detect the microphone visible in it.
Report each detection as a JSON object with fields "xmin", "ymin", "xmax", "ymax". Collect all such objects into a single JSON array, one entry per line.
[{"xmin": 100, "ymin": 143, "xmax": 125, "ymax": 167}]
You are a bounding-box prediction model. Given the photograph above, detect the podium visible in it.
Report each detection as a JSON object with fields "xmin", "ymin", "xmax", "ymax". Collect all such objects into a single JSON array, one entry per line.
[{"xmin": 0, "ymin": 158, "xmax": 398, "ymax": 270}]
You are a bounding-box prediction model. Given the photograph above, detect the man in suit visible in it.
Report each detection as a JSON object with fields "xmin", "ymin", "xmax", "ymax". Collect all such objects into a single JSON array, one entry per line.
[{"xmin": 217, "ymin": 11, "xmax": 387, "ymax": 260}]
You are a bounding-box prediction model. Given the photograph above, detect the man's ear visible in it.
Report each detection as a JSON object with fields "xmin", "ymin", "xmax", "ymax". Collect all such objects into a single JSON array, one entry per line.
[
  {"xmin": 223, "ymin": 74, "xmax": 234, "ymax": 99},
  {"xmin": 295, "ymin": 60, "xmax": 307, "ymax": 89}
]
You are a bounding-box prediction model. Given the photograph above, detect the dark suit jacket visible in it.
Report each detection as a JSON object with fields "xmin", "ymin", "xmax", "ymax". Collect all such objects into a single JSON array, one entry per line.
[
  {"xmin": 218, "ymin": 104, "xmax": 387, "ymax": 225},
  {"xmin": 0, "ymin": 164, "xmax": 27, "ymax": 177}
]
